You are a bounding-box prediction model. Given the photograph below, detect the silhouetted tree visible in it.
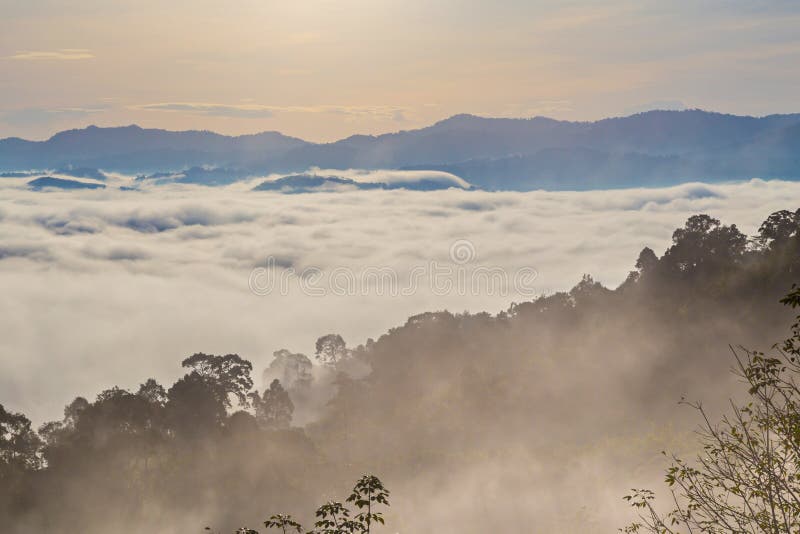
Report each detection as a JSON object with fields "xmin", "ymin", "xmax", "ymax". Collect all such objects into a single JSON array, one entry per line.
[
  {"xmin": 757, "ymin": 210, "xmax": 800, "ymax": 276},
  {"xmin": 37, "ymin": 396, "xmax": 89, "ymax": 453},
  {"xmin": 569, "ymin": 274, "xmax": 612, "ymax": 306},
  {"xmin": 181, "ymin": 353, "xmax": 254, "ymax": 408},
  {"xmin": 137, "ymin": 378, "xmax": 167, "ymax": 406},
  {"xmin": 166, "ymin": 372, "xmax": 227, "ymax": 438},
  {"xmin": 662, "ymin": 214, "xmax": 747, "ymax": 275},
  {"xmin": 758, "ymin": 209, "xmax": 800, "ymax": 248},
  {"xmin": 315, "ymin": 335, "xmax": 349, "ymax": 366},
  {"xmin": 0, "ymin": 404, "xmax": 41, "ymax": 476},
  {"xmin": 635, "ymin": 247, "xmax": 659, "ymax": 275},
  {"xmin": 250, "ymin": 379, "xmax": 294, "ymax": 429},
  {"xmin": 621, "ymin": 247, "xmax": 661, "ymax": 289}
]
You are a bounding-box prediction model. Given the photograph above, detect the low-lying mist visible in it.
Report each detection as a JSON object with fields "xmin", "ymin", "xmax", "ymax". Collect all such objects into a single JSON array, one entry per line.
[
  {"xmin": 0, "ymin": 177, "xmax": 797, "ymax": 424},
  {"xmin": 1, "ymin": 196, "xmax": 799, "ymax": 532}
]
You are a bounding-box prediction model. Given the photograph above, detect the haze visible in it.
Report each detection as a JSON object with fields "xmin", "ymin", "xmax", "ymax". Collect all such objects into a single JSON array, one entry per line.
[{"xmin": 1, "ymin": 176, "xmax": 797, "ymax": 423}]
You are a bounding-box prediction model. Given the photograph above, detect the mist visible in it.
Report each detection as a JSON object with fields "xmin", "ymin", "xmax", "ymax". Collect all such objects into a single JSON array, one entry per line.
[
  {"xmin": 1, "ymin": 177, "xmax": 797, "ymax": 423},
  {"xmin": 1, "ymin": 167, "xmax": 799, "ymax": 532}
]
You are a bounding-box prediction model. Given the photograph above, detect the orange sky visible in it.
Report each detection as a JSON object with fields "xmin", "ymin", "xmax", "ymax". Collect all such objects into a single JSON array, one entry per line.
[{"xmin": 1, "ymin": 0, "xmax": 799, "ymax": 141}]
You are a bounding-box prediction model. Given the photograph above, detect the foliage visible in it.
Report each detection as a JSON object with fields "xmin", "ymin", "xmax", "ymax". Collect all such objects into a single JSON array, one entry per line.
[
  {"xmin": 0, "ymin": 405, "xmax": 41, "ymax": 476},
  {"xmin": 250, "ymin": 379, "xmax": 294, "ymax": 429},
  {"xmin": 758, "ymin": 209, "xmax": 800, "ymax": 249},
  {"xmin": 137, "ymin": 378, "xmax": 168, "ymax": 406},
  {"xmin": 263, "ymin": 514, "xmax": 303, "ymax": 533},
  {"xmin": 254, "ymin": 475, "xmax": 389, "ymax": 534},
  {"xmin": 622, "ymin": 285, "xmax": 800, "ymax": 533},
  {"xmin": 346, "ymin": 475, "xmax": 390, "ymax": 533},
  {"xmin": 181, "ymin": 352, "xmax": 254, "ymax": 408},
  {"xmin": 315, "ymin": 335, "xmax": 349, "ymax": 366}
]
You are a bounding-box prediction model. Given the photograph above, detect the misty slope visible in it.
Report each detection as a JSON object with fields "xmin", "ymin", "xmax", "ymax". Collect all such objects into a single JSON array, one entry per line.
[
  {"xmin": 2, "ymin": 209, "xmax": 799, "ymax": 534},
  {"xmin": 2, "ymin": 110, "xmax": 800, "ymax": 189}
]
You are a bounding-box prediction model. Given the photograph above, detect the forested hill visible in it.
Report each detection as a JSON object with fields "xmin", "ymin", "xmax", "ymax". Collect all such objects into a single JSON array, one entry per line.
[
  {"xmin": 1, "ymin": 209, "xmax": 799, "ymax": 533},
  {"xmin": 3, "ymin": 110, "xmax": 800, "ymax": 190}
]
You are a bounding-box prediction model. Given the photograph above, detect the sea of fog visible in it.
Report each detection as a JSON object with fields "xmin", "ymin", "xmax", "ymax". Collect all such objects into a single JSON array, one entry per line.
[{"xmin": 1, "ymin": 175, "xmax": 798, "ymax": 422}]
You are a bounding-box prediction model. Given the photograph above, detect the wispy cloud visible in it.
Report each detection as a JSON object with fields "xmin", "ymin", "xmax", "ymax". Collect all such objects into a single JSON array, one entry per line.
[
  {"xmin": 6, "ymin": 48, "xmax": 94, "ymax": 61},
  {"xmin": 488, "ymin": 101, "xmax": 574, "ymax": 118},
  {"xmin": 135, "ymin": 103, "xmax": 275, "ymax": 119},
  {"xmin": 136, "ymin": 102, "xmax": 409, "ymax": 120},
  {"xmin": 0, "ymin": 106, "xmax": 107, "ymax": 126}
]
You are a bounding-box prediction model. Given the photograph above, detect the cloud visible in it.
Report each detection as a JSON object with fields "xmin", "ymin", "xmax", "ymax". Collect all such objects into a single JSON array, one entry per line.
[
  {"xmin": 0, "ymin": 176, "xmax": 797, "ymax": 427},
  {"xmin": 0, "ymin": 243, "xmax": 52, "ymax": 261},
  {"xmin": 6, "ymin": 48, "xmax": 94, "ymax": 61},
  {"xmin": 83, "ymin": 245, "xmax": 151, "ymax": 262},
  {"xmin": 136, "ymin": 103, "xmax": 275, "ymax": 119},
  {"xmin": 489, "ymin": 100, "xmax": 574, "ymax": 118},
  {"xmin": 36, "ymin": 214, "xmax": 103, "ymax": 235},
  {"xmin": 1, "ymin": 106, "xmax": 106, "ymax": 127},
  {"xmin": 135, "ymin": 102, "xmax": 410, "ymax": 120}
]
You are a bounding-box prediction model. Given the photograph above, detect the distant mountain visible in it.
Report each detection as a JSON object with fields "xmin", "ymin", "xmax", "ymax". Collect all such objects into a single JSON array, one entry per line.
[
  {"xmin": 27, "ymin": 176, "xmax": 106, "ymax": 190},
  {"xmin": 136, "ymin": 166, "xmax": 253, "ymax": 186},
  {"xmin": 0, "ymin": 125, "xmax": 308, "ymax": 173},
  {"xmin": 3, "ymin": 110, "xmax": 800, "ymax": 190},
  {"xmin": 252, "ymin": 173, "xmax": 471, "ymax": 193}
]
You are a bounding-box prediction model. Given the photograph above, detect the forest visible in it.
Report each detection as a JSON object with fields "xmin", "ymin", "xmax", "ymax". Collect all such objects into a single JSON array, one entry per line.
[{"xmin": 2, "ymin": 209, "xmax": 800, "ymax": 533}]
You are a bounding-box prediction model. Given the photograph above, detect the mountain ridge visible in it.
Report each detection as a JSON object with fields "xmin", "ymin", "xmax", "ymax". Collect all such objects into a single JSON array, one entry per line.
[
  {"xmin": 3, "ymin": 109, "xmax": 800, "ymax": 190},
  {"xmin": 9, "ymin": 108, "xmax": 800, "ymax": 148}
]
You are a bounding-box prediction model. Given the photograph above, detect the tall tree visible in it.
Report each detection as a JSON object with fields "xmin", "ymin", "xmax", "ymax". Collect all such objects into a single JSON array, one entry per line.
[
  {"xmin": 315, "ymin": 335, "xmax": 349, "ymax": 367},
  {"xmin": 181, "ymin": 353, "xmax": 254, "ymax": 408},
  {"xmin": 0, "ymin": 405, "xmax": 41, "ymax": 477},
  {"xmin": 662, "ymin": 214, "xmax": 747, "ymax": 275},
  {"xmin": 758, "ymin": 209, "xmax": 800, "ymax": 248},
  {"xmin": 137, "ymin": 378, "xmax": 168, "ymax": 406},
  {"xmin": 166, "ymin": 373, "xmax": 227, "ymax": 437},
  {"xmin": 251, "ymin": 379, "xmax": 294, "ymax": 429}
]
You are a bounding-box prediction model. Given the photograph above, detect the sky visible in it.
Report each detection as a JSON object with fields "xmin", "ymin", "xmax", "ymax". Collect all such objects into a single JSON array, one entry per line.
[{"xmin": 1, "ymin": 0, "xmax": 800, "ymax": 141}]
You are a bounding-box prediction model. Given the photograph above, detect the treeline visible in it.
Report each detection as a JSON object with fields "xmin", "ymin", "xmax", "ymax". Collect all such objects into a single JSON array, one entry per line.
[{"xmin": 1, "ymin": 209, "xmax": 799, "ymax": 533}]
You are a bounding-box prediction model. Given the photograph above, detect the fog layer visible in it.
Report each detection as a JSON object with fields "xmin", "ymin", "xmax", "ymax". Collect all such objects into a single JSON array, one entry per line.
[{"xmin": 0, "ymin": 178, "xmax": 798, "ymax": 424}]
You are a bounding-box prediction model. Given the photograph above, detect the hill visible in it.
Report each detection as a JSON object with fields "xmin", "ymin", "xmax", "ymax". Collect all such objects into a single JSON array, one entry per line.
[{"xmin": 2, "ymin": 110, "xmax": 800, "ymax": 190}]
